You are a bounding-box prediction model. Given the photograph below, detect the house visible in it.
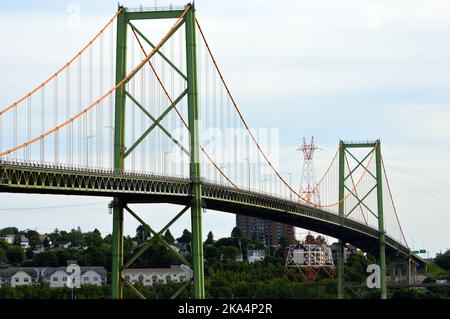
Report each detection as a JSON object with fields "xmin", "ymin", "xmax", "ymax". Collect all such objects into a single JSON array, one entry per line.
[
  {"xmin": 19, "ymin": 235, "xmax": 30, "ymax": 249},
  {"xmin": 0, "ymin": 234, "xmax": 15, "ymax": 245},
  {"xmin": 124, "ymin": 265, "xmax": 192, "ymax": 287},
  {"xmin": 53, "ymin": 241, "xmax": 71, "ymax": 249},
  {"xmin": 0, "ymin": 263, "xmax": 107, "ymax": 288},
  {"xmin": 0, "ymin": 268, "xmax": 38, "ymax": 287},
  {"xmin": 247, "ymin": 250, "xmax": 265, "ymax": 263}
]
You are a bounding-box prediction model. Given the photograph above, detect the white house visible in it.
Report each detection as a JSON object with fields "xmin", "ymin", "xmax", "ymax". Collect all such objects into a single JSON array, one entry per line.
[
  {"xmin": 124, "ymin": 265, "xmax": 192, "ymax": 286},
  {"xmin": 0, "ymin": 234, "xmax": 15, "ymax": 245},
  {"xmin": 0, "ymin": 268, "xmax": 38, "ymax": 287},
  {"xmin": 0, "ymin": 263, "xmax": 107, "ymax": 288},
  {"xmin": 247, "ymin": 250, "xmax": 265, "ymax": 263}
]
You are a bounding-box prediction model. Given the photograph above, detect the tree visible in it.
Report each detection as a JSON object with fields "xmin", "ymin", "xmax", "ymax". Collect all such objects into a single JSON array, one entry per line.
[
  {"xmin": 135, "ymin": 225, "xmax": 152, "ymax": 244},
  {"xmin": 67, "ymin": 227, "xmax": 84, "ymax": 247},
  {"xmin": 221, "ymin": 246, "xmax": 241, "ymax": 261},
  {"xmin": 205, "ymin": 231, "xmax": 215, "ymax": 245},
  {"xmin": 434, "ymin": 250, "xmax": 450, "ymax": 270},
  {"xmin": 84, "ymin": 229, "xmax": 103, "ymax": 247},
  {"xmin": 6, "ymin": 246, "xmax": 25, "ymax": 265},
  {"xmin": 163, "ymin": 230, "xmax": 175, "ymax": 245},
  {"xmin": 33, "ymin": 251, "xmax": 59, "ymax": 267},
  {"xmin": 177, "ymin": 229, "xmax": 192, "ymax": 245},
  {"xmin": 231, "ymin": 227, "xmax": 242, "ymax": 238},
  {"xmin": 25, "ymin": 230, "xmax": 41, "ymax": 249},
  {"xmin": 0, "ymin": 227, "xmax": 18, "ymax": 237}
]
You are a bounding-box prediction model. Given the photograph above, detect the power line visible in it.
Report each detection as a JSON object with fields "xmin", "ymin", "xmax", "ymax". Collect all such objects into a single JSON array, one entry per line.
[{"xmin": 0, "ymin": 202, "xmax": 106, "ymax": 211}]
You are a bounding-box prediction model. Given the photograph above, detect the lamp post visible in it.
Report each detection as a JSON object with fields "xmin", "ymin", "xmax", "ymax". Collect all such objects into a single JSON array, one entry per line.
[
  {"xmin": 86, "ymin": 135, "xmax": 96, "ymax": 167},
  {"xmin": 164, "ymin": 151, "xmax": 172, "ymax": 174},
  {"xmin": 262, "ymin": 178, "xmax": 270, "ymax": 194},
  {"xmin": 244, "ymin": 158, "xmax": 250, "ymax": 191},
  {"xmin": 285, "ymin": 172, "xmax": 292, "ymax": 200}
]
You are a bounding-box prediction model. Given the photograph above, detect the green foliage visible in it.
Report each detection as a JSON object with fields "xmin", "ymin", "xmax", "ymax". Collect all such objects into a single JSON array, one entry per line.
[
  {"xmin": 177, "ymin": 229, "xmax": 192, "ymax": 245},
  {"xmin": 231, "ymin": 227, "xmax": 242, "ymax": 238},
  {"xmin": 0, "ymin": 227, "xmax": 19, "ymax": 237},
  {"xmin": 6, "ymin": 246, "xmax": 25, "ymax": 265},
  {"xmin": 204, "ymin": 231, "xmax": 214, "ymax": 245},
  {"xmin": 434, "ymin": 250, "xmax": 450, "ymax": 271},
  {"xmin": 135, "ymin": 225, "xmax": 152, "ymax": 244},
  {"xmin": 163, "ymin": 230, "xmax": 175, "ymax": 245}
]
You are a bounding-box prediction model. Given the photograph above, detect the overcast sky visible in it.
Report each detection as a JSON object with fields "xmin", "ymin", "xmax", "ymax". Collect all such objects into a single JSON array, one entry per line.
[{"xmin": 0, "ymin": 0, "xmax": 449, "ymax": 257}]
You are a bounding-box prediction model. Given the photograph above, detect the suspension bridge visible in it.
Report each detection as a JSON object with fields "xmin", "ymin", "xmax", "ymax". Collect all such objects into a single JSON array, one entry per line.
[{"xmin": 0, "ymin": 4, "xmax": 424, "ymax": 299}]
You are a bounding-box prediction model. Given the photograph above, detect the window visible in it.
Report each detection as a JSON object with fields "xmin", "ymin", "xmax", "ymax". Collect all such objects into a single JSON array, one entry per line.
[
  {"xmin": 145, "ymin": 279, "xmax": 151, "ymax": 283},
  {"xmin": 152, "ymin": 276, "xmax": 157, "ymax": 283},
  {"xmin": 138, "ymin": 275, "xmax": 144, "ymax": 282},
  {"xmin": 62, "ymin": 277, "xmax": 67, "ymax": 282},
  {"xmin": 125, "ymin": 276, "xmax": 130, "ymax": 281},
  {"xmin": 165, "ymin": 275, "xmax": 172, "ymax": 283},
  {"xmin": 15, "ymin": 278, "xmax": 19, "ymax": 283},
  {"xmin": 24, "ymin": 278, "xmax": 29, "ymax": 283},
  {"xmin": 84, "ymin": 277, "xmax": 89, "ymax": 281},
  {"xmin": 93, "ymin": 277, "xmax": 99, "ymax": 282},
  {"xmin": 53, "ymin": 277, "xmax": 58, "ymax": 281}
]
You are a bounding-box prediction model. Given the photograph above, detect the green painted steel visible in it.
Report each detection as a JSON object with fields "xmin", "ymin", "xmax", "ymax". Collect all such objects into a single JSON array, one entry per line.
[
  {"xmin": 111, "ymin": 7, "xmax": 127, "ymax": 299},
  {"xmin": 125, "ymin": 9, "xmax": 186, "ymax": 21},
  {"xmin": 375, "ymin": 142, "xmax": 387, "ymax": 299},
  {"xmin": 185, "ymin": 5, "xmax": 205, "ymax": 299},
  {"xmin": 337, "ymin": 142, "xmax": 345, "ymax": 299},
  {"xmin": 128, "ymin": 22, "xmax": 187, "ymax": 80}
]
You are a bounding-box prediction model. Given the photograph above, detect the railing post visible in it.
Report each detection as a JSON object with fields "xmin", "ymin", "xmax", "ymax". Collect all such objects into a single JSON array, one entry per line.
[
  {"xmin": 375, "ymin": 140, "xmax": 387, "ymax": 299},
  {"xmin": 185, "ymin": 5, "xmax": 205, "ymax": 299},
  {"xmin": 111, "ymin": 7, "xmax": 127, "ymax": 299},
  {"xmin": 337, "ymin": 141, "xmax": 345, "ymax": 299}
]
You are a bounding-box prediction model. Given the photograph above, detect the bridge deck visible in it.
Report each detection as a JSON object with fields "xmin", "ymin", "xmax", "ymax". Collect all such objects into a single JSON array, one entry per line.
[{"xmin": 0, "ymin": 160, "xmax": 424, "ymax": 265}]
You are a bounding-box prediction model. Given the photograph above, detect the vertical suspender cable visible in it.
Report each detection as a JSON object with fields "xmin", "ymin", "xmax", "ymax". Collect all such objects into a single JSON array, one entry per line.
[
  {"xmin": 131, "ymin": 34, "xmax": 136, "ymax": 171},
  {"xmin": 141, "ymin": 56, "xmax": 146, "ymax": 172},
  {"xmin": 98, "ymin": 32, "xmax": 104, "ymax": 168},
  {"xmin": 109, "ymin": 24, "xmax": 114, "ymax": 169},
  {"xmin": 78, "ymin": 56, "xmax": 82, "ymax": 166},
  {"xmin": 27, "ymin": 96, "xmax": 31, "ymax": 160},
  {"xmin": 41, "ymin": 86, "xmax": 45, "ymax": 162},
  {"xmin": 67, "ymin": 67, "xmax": 72, "ymax": 165},
  {"xmin": 13, "ymin": 103, "xmax": 17, "ymax": 159},
  {"xmin": 54, "ymin": 76, "xmax": 59, "ymax": 164},
  {"xmin": 87, "ymin": 45, "xmax": 93, "ymax": 167}
]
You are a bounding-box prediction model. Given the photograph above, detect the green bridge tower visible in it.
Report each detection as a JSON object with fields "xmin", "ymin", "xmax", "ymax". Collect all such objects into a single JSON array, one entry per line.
[
  {"xmin": 111, "ymin": 4, "xmax": 204, "ymax": 299},
  {"xmin": 337, "ymin": 140, "xmax": 387, "ymax": 299}
]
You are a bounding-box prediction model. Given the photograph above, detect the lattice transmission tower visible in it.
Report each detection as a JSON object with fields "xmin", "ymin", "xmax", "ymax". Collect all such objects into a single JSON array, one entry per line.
[{"xmin": 298, "ymin": 136, "xmax": 321, "ymax": 205}]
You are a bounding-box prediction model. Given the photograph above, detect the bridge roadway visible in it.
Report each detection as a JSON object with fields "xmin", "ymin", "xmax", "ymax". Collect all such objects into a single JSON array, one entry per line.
[{"xmin": 0, "ymin": 159, "xmax": 424, "ymax": 265}]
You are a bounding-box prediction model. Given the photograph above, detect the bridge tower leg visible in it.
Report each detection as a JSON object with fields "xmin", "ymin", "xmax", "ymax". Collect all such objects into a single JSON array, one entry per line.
[
  {"xmin": 185, "ymin": 6, "xmax": 205, "ymax": 299},
  {"xmin": 337, "ymin": 142, "xmax": 345, "ymax": 299},
  {"xmin": 375, "ymin": 142, "xmax": 387, "ymax": 299},
  {"xmin": 338, "ymin": 140, "xmax": 387, "ymax": 299},
  {"xmin": 111, "ymin": 8, "xmax": 127, "ymax": 299}
]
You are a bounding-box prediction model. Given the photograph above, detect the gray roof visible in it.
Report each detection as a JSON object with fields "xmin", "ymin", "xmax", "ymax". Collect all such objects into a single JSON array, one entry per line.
[
  {"xmin": 0, "ymin": 266, "xmax": 107, "ymax": 279},
  {"xmin": 0, "ymin": 267, "xmax": 38, "ymax": 279},
  {"xmin": 43, "ymin": 266, "xmax": 107, "ymax": 277}
]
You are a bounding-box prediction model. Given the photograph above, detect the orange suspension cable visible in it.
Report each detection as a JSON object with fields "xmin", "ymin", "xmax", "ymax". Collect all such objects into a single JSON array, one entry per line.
[
  {"xmin": 0, "ymin": 6, "xmax": 191, "ymax": 158},
  {"xmin": 380, "ymin": 154, "xmax": 409, "ymax": 248},
  {"xmin": 0, "ymin": 10, "xmax": 122, "ymax": 116}
]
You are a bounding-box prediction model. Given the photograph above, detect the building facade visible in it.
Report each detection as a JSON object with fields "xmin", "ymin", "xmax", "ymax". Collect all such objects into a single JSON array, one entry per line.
[
  {"xmin": 0, "ymin": 264, "xmax": 106, "ymax": 288},
  {"xmin": 236, "ymin": 215, "xmax": 295, "ymax": 246},
  {"xmin": 124, "ymin": 265, "xmax": 192, "ymax": 287}
]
